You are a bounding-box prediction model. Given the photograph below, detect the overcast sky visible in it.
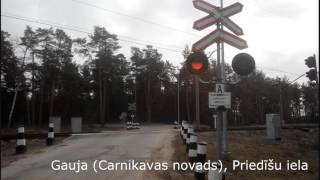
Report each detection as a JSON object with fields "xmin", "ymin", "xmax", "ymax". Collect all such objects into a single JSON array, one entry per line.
[{"xmin": 1, "ymin": 0, "xmax": 319, "ymax": 84}]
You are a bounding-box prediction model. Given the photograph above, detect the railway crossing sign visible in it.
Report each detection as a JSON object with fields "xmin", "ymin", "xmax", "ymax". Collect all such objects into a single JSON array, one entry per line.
[
  {"xmin": 192, "ymin": 0, "xmax": 247, "ymax": 51},
  {"xmin": 192, "ymin": 29, "xmax": 247, "ymax": 51},
  {"xmin": 208, "ymin": 84, "xmax": 231, "ymax": 109},
  {"xmin": 193, "ymin": 1, "xmax": 243, "ymax": 35}
]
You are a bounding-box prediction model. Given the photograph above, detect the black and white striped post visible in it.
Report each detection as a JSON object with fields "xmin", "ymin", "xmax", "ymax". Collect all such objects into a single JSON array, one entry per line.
[
  {"xmin": 132, "ymin": 122, "xmax": 136, "ymax": 129},
  {"xmin": 16, "ymin": 125, "xmax": 26, "ymax": 154},
  {"xmin": 174, "ymin": 121, "xmax": 179, "ymax": 129},
  {"xmin": 46, "ymin": 122, "xmax": 54, "ymax": 145},
  {"xmin": 180, "ymin": 123, "xmax": 183, "ymax": 139},
  {"xmin": 182, "ymin": 123, "xmax": 188, "ymax": 144},
  {"xmin": 194, "ymin": 141, "xmax": 207, "ymax": 180},
  {"xmin": 126, "ymin": 121, "xmax": 132, "ymax": 130},
  {"xmin": 180, "ymin": 121, "xmax": 186, "ymax": 140},
  {"xmin": 132, "ymin": 122, "xmax": 140, "ymax": 129},
  {"xmin": 188, "ymin": 133, "xmax": 197, "ymax": 163},
  {"xmin": 186, "ymin": 125, "xmax": 194, "ymax": 153}
]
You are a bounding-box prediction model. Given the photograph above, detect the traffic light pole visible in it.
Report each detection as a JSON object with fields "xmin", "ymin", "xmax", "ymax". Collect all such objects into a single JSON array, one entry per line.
[
  {"xmin": 216, "ymin": 20, "xmax": 223, "ymax": 160},
  {"xmin": 314, "ymin": 54, "xmax": 319, "ymax": 119},
  {"xmin": 177, "ymin": 75, "xmax": 180, "ymax": 125},
  {"xmin": 314, "ymin": 54, "xmax": 319, "ymax": 85},
  {"xmin": 195, "ymin": 75, "xmax": 200, "ymax": 129},
  {"xmin": 220, "ymin": 0, "xmax": 229, "ymax": 159}
]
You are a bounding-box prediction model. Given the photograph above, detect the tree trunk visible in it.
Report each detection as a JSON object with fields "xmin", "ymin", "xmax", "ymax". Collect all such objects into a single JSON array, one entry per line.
[
  {"xmin": 31, "ymin": 52, "xmax": 36, "ymax": 126},
  {"xmin": 22, "ymin": 49, "xmax": 31, "ymax": 126},
  {"xmin": 186, "ymin": 84, "xmax": 191, "ymax": 123},
  {"xmin": 105, "ymin": 82, "xmax": 110, "ymax": 123},
  {"xmin": 146, "ymin": 78, "xmax": 152, "ymax": 123},
  {"xmin": 49, "ymin": 82, "xmax": 55, "ymax": 119},
  {"xmin": 8, "ymin": 86, "xmax": 19, "ymax": 128},
  {"xmin": 99, "ymin": 67, "xmax": 104, "ymax": 126},
  {"xmin": 38, "ymin": 79, "xmax": 44, "ymax": 127}
]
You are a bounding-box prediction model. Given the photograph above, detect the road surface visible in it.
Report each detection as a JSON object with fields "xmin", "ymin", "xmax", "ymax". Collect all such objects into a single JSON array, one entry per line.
[{"xmin": 1, "ymin": 125, "xmax": 175, "ymax": 180}]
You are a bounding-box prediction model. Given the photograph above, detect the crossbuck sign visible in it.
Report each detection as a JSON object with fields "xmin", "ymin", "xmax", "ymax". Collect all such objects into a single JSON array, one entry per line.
[{"xmin": 192, "ymin": 0, "xmax": 247, "ymax": 51}]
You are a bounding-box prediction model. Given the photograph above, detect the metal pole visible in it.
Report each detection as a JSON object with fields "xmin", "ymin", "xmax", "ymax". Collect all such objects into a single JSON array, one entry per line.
[
  {"xmin": 178, "ymin": 76, "xmax": 181, "ymax": 124},
  {"xmin": 195, "ymin": 75, "xmax": 200, "ymax": 129},
  {"xmin": 279, "ymin": 83, "xmax": 284, "ymax": 125},
  {"xmin": 314, "ymin": 54, "xmax": 319, "ymax": 119},
  {"xmin": 135, "ymin": 75, "xmax": 137, "ymax": 121},
  {"xmin": 216, "ymin": 21, "xmax": 223, "ymax": 160},
  {"xmin": 220, "ymin": 0, "xmax": 229, "ymax": 159}
]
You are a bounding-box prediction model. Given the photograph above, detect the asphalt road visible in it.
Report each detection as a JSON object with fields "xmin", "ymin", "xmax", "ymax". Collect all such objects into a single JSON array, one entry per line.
[{"xmin": 1, "ymin": 125, "xmax": 175, "ymax": 180}]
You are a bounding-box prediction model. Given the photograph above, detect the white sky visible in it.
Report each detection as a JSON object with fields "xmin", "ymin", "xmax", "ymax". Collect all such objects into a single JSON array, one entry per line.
[{"xmin": 1, "ymin": 0, "xmax": 319, "ymax": 84}]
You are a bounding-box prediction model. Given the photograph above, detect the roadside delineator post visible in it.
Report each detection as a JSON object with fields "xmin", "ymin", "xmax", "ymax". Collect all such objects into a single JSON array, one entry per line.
[
  {"xmin": 126, "ymin": 121, "xmax": 132, "ymax": 130},
  {"xmin": 188, "ymin": 133, "xmax": 198, "ymax": 162},
  {"xmin": 181, "ymin": 121, "xmax": 186, "ymax": 140},
  {"xmin": 132, "ymin": 122, "xmax": 136, "ymax": 129},
  {"xmin": 183, "ymin": 123, "xmax": 188, "ymax": 144},
  {"xmin": 194, "ymin": 141, "xmax": 207, "ymax": 180},
  {"xmin": 132, "ymin": 122, "xmax": 140, "ymax": 129},
  {"xmin": 46, "ymin": 122, "xmax": 54, "ymax": 145},
  {"xmin": 180, "ymin": 124, "xmax": 183, "ymax": 139},
  {"xmin": 16, "ymin": 125, "xmax": 26, "ymax": 154},
  {"xmin": 174, "ymin": 121, "xmax": 179, "ymax": 129},
  {"xmin": 186, "ymin": 126, "xmax": 194, "ymax": 152}
]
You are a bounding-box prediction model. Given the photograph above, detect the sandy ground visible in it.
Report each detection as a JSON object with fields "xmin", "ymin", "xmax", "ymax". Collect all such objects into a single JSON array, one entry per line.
[
  {"xmin": 1, "ymin": 138, "xmax": 65, "ymax": 168},
  {"xmin": 1, "ymin": 124, "xmax": 176, "ymax": 180}
]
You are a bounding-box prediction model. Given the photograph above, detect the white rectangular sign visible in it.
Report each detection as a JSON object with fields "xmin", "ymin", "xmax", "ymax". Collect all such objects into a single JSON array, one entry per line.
[{"xmin": 208, "ymin": 92, "xmax": 231, "ymax": 109}]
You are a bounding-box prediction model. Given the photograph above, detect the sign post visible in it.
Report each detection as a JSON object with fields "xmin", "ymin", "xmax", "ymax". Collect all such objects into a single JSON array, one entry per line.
[{"xmin": 192, "ymin": 0, "xmax": 247, "ymax": 161}]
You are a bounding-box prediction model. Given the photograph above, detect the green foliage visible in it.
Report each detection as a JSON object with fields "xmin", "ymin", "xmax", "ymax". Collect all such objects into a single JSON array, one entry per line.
[
  {"xmin": 1, "ymin": 31, "xmax": 21, "ymax": 88},
  {"xmin": 306, "ymin": 69, "xmax": 317, "ymax": 82},
  {"xmin": 305, "ymin": 56, "xmax": 316, "ymax": 68}
]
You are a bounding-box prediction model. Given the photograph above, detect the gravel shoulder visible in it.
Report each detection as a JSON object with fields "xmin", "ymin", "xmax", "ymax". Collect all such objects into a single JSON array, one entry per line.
[{"xmin": 1, "ymin": 137, "xmax": 67, "ymax": 168}]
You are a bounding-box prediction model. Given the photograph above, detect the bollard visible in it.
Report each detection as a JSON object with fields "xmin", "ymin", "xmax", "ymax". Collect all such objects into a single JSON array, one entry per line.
[
  {"xmin": 186, "ymin": 126, "xmax": 194, "ymax": 153},
  {"xmin": 182, "ymin": 123, "xmax": 188, "ymax": 144},
  {"xmin": 208, "ymin": 164, "xmax": 224, "ymax": 180},
  {"xmin": 182, "ymin": 123, "xmax": 187, "ymax": 144},
  {"xmin": 16, "ymin": 125, "xmax": 26, "ymax": 154},
  {"xmin": 46, "ymin": 122, "xmax": 54, "ymax": 145},
  {"xmin": 180, "ymin": 125, "xmax": 183, "ymax": 139},
  {"xmin": 188, "ymin": 133, "xmax": 197, "ymax": 163},
  {"xmin": 126, "ymin": 121, "xmax": 132, "ymax": 130},
  {"xmin": 174, "ymin": 121, "xmax": 178, "ymax": 129},
  {"xmin": 132, "ymin": 122, "xmax": 140, "ymax": 129},
  {"xmin": 132, "ymin": 122, "xmax": 136, "ymax": 129},
  {"xmin": 181, "ymin": 121, "xmax": 186, "ymax": 140},
  {"xmin": 194, "ymin": 141, "xmax": 207, "ymax": 180}
]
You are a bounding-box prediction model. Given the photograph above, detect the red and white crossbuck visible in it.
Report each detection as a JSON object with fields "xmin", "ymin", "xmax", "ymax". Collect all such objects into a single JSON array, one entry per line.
[{"xmin": 192, "ymin": 0, "xmax": 247, "ymax": 51}]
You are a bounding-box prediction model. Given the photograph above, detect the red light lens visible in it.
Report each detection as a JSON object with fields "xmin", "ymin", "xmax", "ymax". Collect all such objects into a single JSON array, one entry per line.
[{"xmin": 191, "ymin": 62, "xmax": 203, "ymax": 70}]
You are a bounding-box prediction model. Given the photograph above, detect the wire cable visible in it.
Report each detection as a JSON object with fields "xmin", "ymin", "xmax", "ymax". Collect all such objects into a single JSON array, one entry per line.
[
  {"xmin": 70, "ymin": 0, "xmax": 199, "ymax": 37},
  {"xmin": 1, "ymin": 13, "xmax": 184, "ymax": 53}
]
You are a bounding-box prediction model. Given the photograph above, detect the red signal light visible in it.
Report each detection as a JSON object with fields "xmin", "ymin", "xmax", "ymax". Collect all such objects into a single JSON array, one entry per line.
[
  {"xmin": 186, "ymin": 52, "xmax": 208, "ymax": 75},
  {"xmin": 191, "ymin": 62, "xmax": 203, "ymax": 70}
]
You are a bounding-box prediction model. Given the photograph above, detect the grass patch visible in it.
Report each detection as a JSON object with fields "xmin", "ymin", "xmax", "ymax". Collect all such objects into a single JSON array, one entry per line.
[{"xmin": 172, "ymin": 128, "xmax": 319, "ymax": 180}]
